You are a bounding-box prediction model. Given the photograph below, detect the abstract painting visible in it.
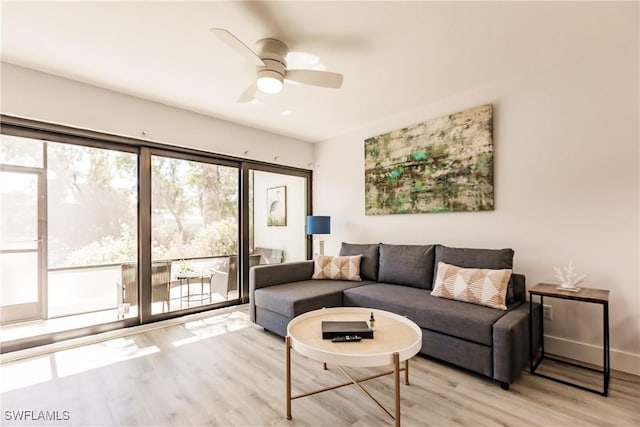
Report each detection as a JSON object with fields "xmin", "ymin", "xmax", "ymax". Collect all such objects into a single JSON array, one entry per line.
[
  {"xmin": 364, "ymin": 104, "xmax": 494, "ymax": 215},
  {"xmin": 267, "ymin": 186, "xmax": 287, "ymax": 226}
]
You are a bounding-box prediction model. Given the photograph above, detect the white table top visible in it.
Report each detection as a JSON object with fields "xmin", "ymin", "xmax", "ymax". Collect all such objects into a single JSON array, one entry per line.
[{"xmin": 287, "ymin": 307, "xmax": 422, "ymax": 367}]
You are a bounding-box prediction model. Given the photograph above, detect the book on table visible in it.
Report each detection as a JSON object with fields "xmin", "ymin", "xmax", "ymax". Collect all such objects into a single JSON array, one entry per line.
[{"xmin": 321, "ymin": 320, "xmax": 374, "ymax": 339}]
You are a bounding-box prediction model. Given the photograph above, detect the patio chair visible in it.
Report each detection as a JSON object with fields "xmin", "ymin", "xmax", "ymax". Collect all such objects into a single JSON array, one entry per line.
[
  {"xmin": 254, "ymin": 247, "xmax": 285, "ymax": 264},
  {"xmin": 121, "ymin": 261, "xmax": 171, "ymax": 311},
  {"xmin": 209, "ymin": 254, "xmax": 261, "ymax": 299}
]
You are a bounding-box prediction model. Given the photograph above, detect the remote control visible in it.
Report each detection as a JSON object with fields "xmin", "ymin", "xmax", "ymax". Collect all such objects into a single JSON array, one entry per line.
[{"xmin": 332, "ymin": 335, "xmax": 362, "ymax": 342}]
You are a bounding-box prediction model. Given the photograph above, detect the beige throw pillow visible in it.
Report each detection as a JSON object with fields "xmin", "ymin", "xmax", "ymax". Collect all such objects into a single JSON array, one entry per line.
[
  {"xmin": 431, "ymin": 261, "xmax": 512, "ymax": 310},
  {"xmin": 312, "ymin": 255, "xmax": 363, "ymax": 281}
]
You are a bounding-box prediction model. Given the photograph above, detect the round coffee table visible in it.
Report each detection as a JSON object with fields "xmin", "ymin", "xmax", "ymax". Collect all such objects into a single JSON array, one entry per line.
[{"xmin": 285, "ymin": 307, "xmax": 422, "ymax": 427}]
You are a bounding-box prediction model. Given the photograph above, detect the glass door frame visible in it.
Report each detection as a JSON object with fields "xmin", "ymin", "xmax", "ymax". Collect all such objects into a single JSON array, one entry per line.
[
  {"xmin": 141, "ymin": 147, "xmax": 243, "ymax": 322},
  {"xmin": 1, "ymin": 114, "xmax": 313, "ymax": 351},
  {"xmin": 0, "ymin": 164, "xmax": 47, "ymax": 323},
  {"xmin": 240, "ymin": 163, "xmax": 312, "ymax": 304}
]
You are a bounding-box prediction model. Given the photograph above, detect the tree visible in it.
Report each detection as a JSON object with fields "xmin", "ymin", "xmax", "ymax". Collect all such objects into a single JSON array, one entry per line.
[
  {"xmin": 189, "ymin": 218, "xmax": 238, "ymax": 257},
  {"xmin": 47, "ymin": 142, "xmax": 137, "ymax": 267},
  {"xmin": 188, "ymin": 162, "xmax": 238, "ymax": 224},
  {"xmin": 152, "ymin": 157, "xmax": 193, "ymax": 245}
]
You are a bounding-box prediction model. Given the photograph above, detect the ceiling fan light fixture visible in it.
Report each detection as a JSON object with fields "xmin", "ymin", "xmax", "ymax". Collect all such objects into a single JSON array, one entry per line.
[
  {"xmin": 256, "ymin": 70, "xmax": 284, "ymax": 94},
  {"xmin": 211, "ymin": 29, "xmax": 343, "ymax": 101}
]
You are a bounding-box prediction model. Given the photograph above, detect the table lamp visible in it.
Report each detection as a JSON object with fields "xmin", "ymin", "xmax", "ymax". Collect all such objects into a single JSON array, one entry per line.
[{"xmin": 306, "ymin": 215, "xmax": 331, "ymax": 257}]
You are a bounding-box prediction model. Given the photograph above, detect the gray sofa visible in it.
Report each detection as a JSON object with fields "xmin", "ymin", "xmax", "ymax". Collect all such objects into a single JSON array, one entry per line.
[{"xmin": 250, "ymin": 243, "xmax": 541, "ymax": 389}]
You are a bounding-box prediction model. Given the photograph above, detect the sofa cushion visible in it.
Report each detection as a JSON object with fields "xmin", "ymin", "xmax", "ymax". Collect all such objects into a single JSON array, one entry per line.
[
  {"xmin": 378, "ymin": 244, "xmax": 435, "ymax": 289},
  {"xmin": 339, "ymin": 242, "xmax": 380, "ymax": 281},
  {"xmin": 343, "ymin": 283, "xmax": 510, "ymax": 345},
  {"xmin": 431, "ymin": 262, "xmax": 512, "ymax": 310},
  {"xmin": 434, "ymin": 245, "xmax": 515, "ymax": 303},
  {"xmin": 312, "ymin": 255, "xmax": 363, "ymax": 281},
  {"xmin": 254, "ymin": 280, "xmax": 372, "ymax": 318}
]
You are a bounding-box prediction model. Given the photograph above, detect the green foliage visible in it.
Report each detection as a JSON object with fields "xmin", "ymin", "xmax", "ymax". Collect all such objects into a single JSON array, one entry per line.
[
  {"xmin": 188, "ymin": 218, "xmax": 238, "ymax": 257},
  {"xmin": 178, "ymin": 259, "xmax": 195, "ymax": 274},
  {"xmin": 57, "ymin": 151, "xmax": 239, "ymax": 267},
  {"xmin": 65, "ymin": 223, "xmax": 137, "ymax": 266},
  {"xmin": 66, "ymin": 218, "xmax": 239, "ymax": 266},
  {"xmin": 47, "ymin": 143, "xmax": 138, "ymax": 266}
]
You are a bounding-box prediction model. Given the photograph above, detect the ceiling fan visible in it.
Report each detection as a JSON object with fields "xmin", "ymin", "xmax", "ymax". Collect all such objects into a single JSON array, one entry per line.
[{"xmin": 210, "ymin": 28, "xmax": 344, "ymax": 102}]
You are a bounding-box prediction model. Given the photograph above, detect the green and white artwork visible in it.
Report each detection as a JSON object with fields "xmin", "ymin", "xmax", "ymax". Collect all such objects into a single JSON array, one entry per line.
[{"xmin": 365, "ymin": 104, "xmax": 494, "ymax": 215}]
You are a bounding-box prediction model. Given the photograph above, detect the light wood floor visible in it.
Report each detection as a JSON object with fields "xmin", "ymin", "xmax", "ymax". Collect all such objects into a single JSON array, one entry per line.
[{"xmin": 1, "ymin": 308, "xmax": 638, "ymax": 427}]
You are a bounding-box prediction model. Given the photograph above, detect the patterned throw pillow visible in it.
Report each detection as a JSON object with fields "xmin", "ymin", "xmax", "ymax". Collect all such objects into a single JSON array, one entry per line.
[
  {"xmin": 431, "ymin": 262, "xmax": 512, "ymax": 310},
  {"xmin": 312, "ymin": 255, "xmax": 363, "ymax": 281}
]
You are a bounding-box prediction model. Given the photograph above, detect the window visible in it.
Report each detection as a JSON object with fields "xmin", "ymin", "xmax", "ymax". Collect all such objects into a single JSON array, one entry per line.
[
  {"xmin": 0, "ymin": 134, "xmax": 138, "ymax": 339},
  {"xmin": 151, "ymin": 154, "xmax": 239, "ymax": 314},
  {"xmin": 47, "ymin": 142, "xmax": 138, "ymax": 319},
  {"xmin": 0, "ymin": 118, "xmax": 311, "ymax": 352}
]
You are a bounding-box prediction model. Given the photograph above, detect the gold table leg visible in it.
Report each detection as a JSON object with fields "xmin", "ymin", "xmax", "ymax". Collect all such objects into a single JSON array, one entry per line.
[
  {"xmin": 286, "ymin": 345, "xmax": 410, "ymax": 425},
  {"xmin": 394, "ymin": 352, "xmax": 401, "ymax": 427},
  {"xmin": 286, "ymin": 336, "xmax": 292, "ymax": 420},
  {"xmin": 405, "ymin": 359, "xmax": 409, "ymax": 385}
]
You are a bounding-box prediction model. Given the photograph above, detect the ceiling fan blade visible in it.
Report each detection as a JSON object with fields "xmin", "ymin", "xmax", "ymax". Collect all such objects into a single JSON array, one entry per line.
[
  {"xmin": 209, "ymin": 28, "xmax": 265, "ymax": 67},
  {"xmin": 285, "ymin": 70, "xmax": 343, "ymax": 89},
  {"xmin": 238, "ymin": 82, "xmax": 259, "ymax": 103}
]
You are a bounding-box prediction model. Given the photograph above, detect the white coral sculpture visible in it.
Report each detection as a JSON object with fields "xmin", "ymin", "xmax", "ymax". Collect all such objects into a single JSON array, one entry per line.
[{"xmin": 553, "ymin": 261, "xmax": 586, "ymax": 289}]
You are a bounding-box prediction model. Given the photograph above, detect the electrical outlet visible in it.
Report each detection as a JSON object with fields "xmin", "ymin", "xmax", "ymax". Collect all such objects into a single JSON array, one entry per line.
[{"xmin": 543, "ymin": 304, "xmax": 553, "ymax": 320}]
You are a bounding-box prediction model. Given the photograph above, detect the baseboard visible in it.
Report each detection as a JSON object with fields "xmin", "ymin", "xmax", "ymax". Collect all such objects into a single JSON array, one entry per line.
[{"xmin": 544, "ymin": 334, "xmax": 640, "ymax": 376}]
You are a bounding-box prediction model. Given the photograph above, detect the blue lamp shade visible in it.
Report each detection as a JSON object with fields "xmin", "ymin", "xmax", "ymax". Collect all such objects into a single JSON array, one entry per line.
[{"xmin": 306, "ymin": 216, "xmax": 331, "ymax": 235}]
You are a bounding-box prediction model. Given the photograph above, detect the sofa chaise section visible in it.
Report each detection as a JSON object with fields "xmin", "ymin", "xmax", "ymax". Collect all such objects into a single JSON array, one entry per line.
[{"xmin": 250, "ymin": 261, "xmax": 371, "ymax": 337}]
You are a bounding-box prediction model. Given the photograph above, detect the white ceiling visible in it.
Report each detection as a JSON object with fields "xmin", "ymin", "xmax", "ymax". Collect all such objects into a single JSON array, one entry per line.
[{"xmin": 1, "ymin": 1, "xmax": 635, "ymax": 142}]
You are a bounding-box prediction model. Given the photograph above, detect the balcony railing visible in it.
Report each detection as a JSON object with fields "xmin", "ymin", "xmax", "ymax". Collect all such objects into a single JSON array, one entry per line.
[{"xmin": 48, "ymin": 255, "xmax": 231, "ymax": 318}]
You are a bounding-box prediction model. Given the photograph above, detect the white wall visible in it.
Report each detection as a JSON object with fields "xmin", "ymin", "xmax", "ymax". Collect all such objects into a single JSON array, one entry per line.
[
  {"xmin": 0, "ymin": 62, "xmax": 314, "ymax": 169},
  {"xmin": 252, "ymin": 171, "xmax": 307, "ymax": 262},
  {"xmin": 314, "ymin": 41, "xmax": 639, "ymax": 374}
]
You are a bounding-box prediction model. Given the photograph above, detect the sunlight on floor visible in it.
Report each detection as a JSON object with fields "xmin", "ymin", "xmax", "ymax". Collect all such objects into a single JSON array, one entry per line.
[
  {"xmin": 0, "ymin": 338, "xmax": 159, "ymax": 393},
  {"xmin": 0, "ymin": 309, "xmax": 250, "ymax": 393},
  {"xmin": 0, "ymin": 356, "xmax": 52, "ymax": 393},
  {"xmin": 53, "ymin": 338, "xmax": 160, "ymax": 378},
  {"xmin": 171, "ymin": 311, "xmax": 249, "ymax": 347}
]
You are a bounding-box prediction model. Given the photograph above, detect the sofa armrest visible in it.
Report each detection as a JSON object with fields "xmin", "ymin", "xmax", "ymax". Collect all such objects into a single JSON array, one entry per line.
[
  {"xmin": 511, "ymin": 273, "xmax": 526, "ymax": 304},
  {"xmin": 492, "ymin": 301, "xmax": 542, "ymax": 385},
  {"xmin": 249, "ymin": 261, "xmax": 314, "ymax": 322},
  {"xmin": 250, "ymin": 261, "xmax": 314, "ymax": 290}
]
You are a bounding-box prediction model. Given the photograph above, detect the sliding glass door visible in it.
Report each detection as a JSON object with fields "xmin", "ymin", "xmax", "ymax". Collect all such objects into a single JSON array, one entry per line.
[
  {"xmin": 150, "ymin": 153, "xmax": 239, "ymax": 314},
  {"xmin": 0, "ymin": 117, "xmax": 311, "ymax": 352},
  {"xmin": 0, "ymin": 133, "xmax": 139, "ymax": 349},
  {"xmin": 0, "ymin": 169, "xmax": 44, "ymax": 323},
  {"xmin": 46, "ymin": 141, "xmax": 138, "ymax": 320}
]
